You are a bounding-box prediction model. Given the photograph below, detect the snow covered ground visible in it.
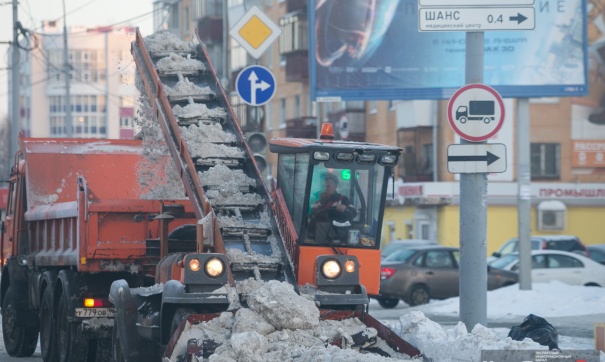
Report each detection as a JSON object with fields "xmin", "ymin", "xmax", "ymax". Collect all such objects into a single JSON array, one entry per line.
[{"xmin": 377, "ymin": 281, "xmax": 605, "ymax": 361}]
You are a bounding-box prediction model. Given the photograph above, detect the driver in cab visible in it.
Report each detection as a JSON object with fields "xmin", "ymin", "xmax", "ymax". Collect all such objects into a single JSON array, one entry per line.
[{"xmin": 307, "ymin": 173, "xmax": 356, "ymax": 240}]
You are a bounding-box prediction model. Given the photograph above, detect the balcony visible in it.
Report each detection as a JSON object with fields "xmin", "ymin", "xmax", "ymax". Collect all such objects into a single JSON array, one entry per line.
[
  {"xmin": 280, "ymin": 9, "xmax": 309, "ymax": 82},
  {"xmin": 287, "ymin": 0, "xmax": 307, "ymax": 13},
  {"xmin": 286, "ymin": 116, "xmax": 317, "ymax": 139},
  {"xmin": 197, "ymin": 17, "xmax": 223, "ymax": 43}
]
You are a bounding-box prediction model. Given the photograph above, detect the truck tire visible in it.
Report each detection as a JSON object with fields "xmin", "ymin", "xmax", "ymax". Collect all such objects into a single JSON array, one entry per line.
[
  {"xmin": 1, "ymin": 286, "xmax": 39, "ymax": 357},
  {"xmin": 56, "ymin": 290, "xmax": 89, "ymax": 362},
  {"xmin": 377, "ymin": 297, "xmax": 399, "ymax": 309},
  {"xmin": 40, "ymin": 287, "xmax": 58, "ymax": 362},
  {"xmin": 459, "ymin": 117, "xmax": 467, "ymax": 124}
]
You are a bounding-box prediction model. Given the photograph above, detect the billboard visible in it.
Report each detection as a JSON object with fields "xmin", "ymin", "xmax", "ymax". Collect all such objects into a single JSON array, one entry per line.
[{"xmin": 309, "ymin": 0, "xmax": 588, "ymax": 101}]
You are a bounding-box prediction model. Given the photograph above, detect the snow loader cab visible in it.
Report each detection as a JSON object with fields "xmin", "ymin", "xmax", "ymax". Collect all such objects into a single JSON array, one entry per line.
[{"xmin": 270, "ymin": 123, "xmax": 401, "ymax": 300}]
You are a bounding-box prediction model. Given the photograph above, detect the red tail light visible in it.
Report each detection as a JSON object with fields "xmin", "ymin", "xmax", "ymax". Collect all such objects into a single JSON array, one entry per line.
[
  {"xmin": 83, "ymin": 298, "xmax": 111, "ymax": 308},
  {"xmin": 381, "ymin": 267, "xmax": 396, "ymax": 279}
]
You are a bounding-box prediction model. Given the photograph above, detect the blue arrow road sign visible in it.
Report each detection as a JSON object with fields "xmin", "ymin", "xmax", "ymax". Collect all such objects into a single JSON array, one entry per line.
[{"xmin": 236, "ymin": 65, "xmax": 276, "ymax": 106}]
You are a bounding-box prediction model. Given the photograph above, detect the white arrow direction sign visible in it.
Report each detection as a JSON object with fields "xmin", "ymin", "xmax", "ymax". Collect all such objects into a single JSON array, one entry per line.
[
  {"xmin": 447, "ymin": 143, "xmax": 507, "ymax": 174},
  {"xmin": 248, "ymin": 71, "xmax": 271, "ymax": 106},
  {"xmin": 419, "ymin": 7, "xmax": 535, "ymax": 31}
]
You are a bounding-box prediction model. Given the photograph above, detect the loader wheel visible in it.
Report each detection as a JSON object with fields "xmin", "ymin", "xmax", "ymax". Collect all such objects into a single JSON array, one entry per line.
[
  {"xmin": 56, "ymin": 290, "xmax": 89, "ymax": 362},
  {"xmin": 407, "ymin": 285, "xmax": 430, "ymax": 306},
  {"xmin": 377, "ymin": 297, "xmax": 399, "ymax": 309},
  {"xmin": 40, "ymin": 287, "xmax": 58, "ymax": 362},
  {"xmin": 1, "ymin": 287, "xmax": 39, "ymax": 357}
]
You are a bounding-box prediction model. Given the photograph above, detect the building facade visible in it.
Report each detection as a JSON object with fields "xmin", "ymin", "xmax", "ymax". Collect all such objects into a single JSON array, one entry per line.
[
  {"xmin": 159, "ymin": 0, "xmax": 605, "ymax": 252},
  {"xmin": 19, "ymin": 22, "xmax": 138, "ymax": 139}
]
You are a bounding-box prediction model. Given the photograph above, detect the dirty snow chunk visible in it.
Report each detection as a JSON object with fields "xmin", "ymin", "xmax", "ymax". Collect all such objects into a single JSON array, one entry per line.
[
  {"xmin": 143, "ymin": 30, "xmax": 193, "ymax": 55},
  {"xmin": 169, "ymin": 312, "xmax": 235, "ymax": 362},
  {"xmin": 173, "ymin": 103, "xmax": 227, "ymax": 121},
  {"xmin": 199, "ymin": 164, "xmax": 255, "ymax": 190},
  {"xmin": 205, "ymin": 189, "xmax": 262, "ymax": 207},
  {"xmin": 189, "ymin": 143, "xmax": 244, "ymax": 160},
  {"xmin": 234, "ymin": 277, "xmax": 265, "ymax": 295},
  {"xmin": 226, "ymin": 248, "xmax": 282, "ymax": 267},
  {"xmin": 389, "ymin": 311, "xmax": 542, "ymax": 362},
  {"xmin": 156, "ymin": 53, "xmax": 205, "ymax": 73},
  {"xmin": 166, "ymin": 78, "xmax": 215, "ymax": 98},
  {"xmin": 232, "ymin": 309, "xmax": 275, "ymax": 335},
  {"xmin": 247, "ymin": 280, "xmax": 320, "ymax": 330},
  {"xmin": 181, "ymin": 123, "xmax": 235, "ymax": 145},
  {"xmin": 230, "ymin": 331, "xmax": 269, "ymax": 359}
]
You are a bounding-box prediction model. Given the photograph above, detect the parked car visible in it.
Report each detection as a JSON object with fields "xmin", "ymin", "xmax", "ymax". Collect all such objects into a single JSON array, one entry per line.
[
  {"xmin": 375, "ymin": 245, "xmax": 518, "ymax": 308},
  {"xmin": 381, "ymin": 239, "xmax": 438, "ymax": 260},
  {"xmin": 490, "ymin": 235, "xmax": 590, "ymax": 261},
  {"xmin": 587, "ymin": 244, "xmax": 605, "ymax": 265},
  {"xmin": 489, "ymin": 250, "xmax": 605, "ymax": 287}
]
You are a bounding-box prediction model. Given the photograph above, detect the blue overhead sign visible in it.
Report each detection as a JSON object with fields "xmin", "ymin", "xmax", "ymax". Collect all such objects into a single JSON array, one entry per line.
[
  {"xmin": 309, "ymin": 0, "xmax": 588, "ymax": 100},
  {"xmin": 236, "ymin": 65, "xmax": 276, "ymax": 106}
]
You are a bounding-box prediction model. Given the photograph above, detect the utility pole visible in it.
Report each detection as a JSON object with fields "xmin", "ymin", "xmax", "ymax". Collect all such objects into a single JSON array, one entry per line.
[
  {"xmin": 11, "ymin": 0, "xmax": 20, "ymax": 158},
  {"xmin": 62, "ymin": 0, "xmax": 73, "ymax": 137}
]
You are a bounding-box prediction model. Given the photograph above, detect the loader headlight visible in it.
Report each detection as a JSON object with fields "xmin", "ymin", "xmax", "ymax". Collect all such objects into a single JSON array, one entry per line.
[
  {"xmin": 321, "ymin": 259, "xmax": 341, "ymax": 279},
  {"xmin": 344, "ymin": 260, "xmax": 356, "ymax": 273},
  {"xmin": 205, "ymin": 257, "xmax": 224, "ymax": 278},
  {"xmin": 189, "ymin": 258, "xmax": 201, "ymax": 272}
]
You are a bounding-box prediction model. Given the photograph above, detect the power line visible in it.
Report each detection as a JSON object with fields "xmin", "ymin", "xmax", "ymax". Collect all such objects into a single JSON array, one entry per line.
[{"xmin": 30, "ymin": 0, "xmax": 102, "ymax": 32}]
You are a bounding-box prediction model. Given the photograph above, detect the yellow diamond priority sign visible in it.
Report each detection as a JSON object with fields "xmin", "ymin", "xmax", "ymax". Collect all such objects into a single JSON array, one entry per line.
[{"xmin": 230, "ymin": 6, "xmax": 281, "ymax": 59}]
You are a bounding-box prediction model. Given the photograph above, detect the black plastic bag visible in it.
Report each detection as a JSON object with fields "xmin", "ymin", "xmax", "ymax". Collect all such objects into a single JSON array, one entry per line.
[{"xmin": 507, "ymin": 314, "xmax": 560, "ymax": 351}]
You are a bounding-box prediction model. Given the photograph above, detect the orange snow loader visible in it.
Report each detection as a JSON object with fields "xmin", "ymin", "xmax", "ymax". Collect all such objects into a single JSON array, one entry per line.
[{"xmin": 105, "ymin": 29, "xmax": 422, "ymax": 361}]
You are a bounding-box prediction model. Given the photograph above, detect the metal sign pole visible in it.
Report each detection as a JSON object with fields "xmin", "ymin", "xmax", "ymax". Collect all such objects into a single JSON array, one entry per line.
[
  {"xmin": 459, "ymin": 31, "xmax": 487, "ymax": 330},
  {"xmin": 517, "ymin": 98, "xmax": 532, "ymax": 290}
]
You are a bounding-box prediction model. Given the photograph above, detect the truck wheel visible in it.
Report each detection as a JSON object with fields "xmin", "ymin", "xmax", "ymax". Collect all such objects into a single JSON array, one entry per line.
[
  {"xmin": 483, "ymin": 117, "xmax": 491, "ymax": 124},
  {"xmin": 111, "ymin": 320, "xmax": 125, "ymax": 362},
  {"xmin": 459, "ymin": 117, "xmax": 467, "ymax": 124},
  {"xmin": 1, "ymin": 287, "xmax": 39, "ymax": 357},
  {"xmin": 56, "ymin": 290, "xmax": 88, "ymax": 362},
  {"xmin": 40, "ymin": 288, "xmax": 58, "ymax": 362}
]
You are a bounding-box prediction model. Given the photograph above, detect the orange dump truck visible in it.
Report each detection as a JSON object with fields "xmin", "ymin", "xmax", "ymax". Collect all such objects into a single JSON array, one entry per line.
[{"xmin": 0, "ymin": 137, "xmax": 195, "ymax": 360}]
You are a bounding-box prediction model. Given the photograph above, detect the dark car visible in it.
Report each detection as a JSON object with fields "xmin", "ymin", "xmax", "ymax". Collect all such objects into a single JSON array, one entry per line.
[
  {"xmin": 375, "ymin": 246, "xmax": 518, "ymax": 308},
  {"xmin": 491, "ymin": 235, "xmax": 590, "ymax": 260},
  {"xmin": 587, "ymin": 244, "xmax": 605, "ymax": 265},
  {"xmin": 381, "ymin": 239, "xmax": 438, "ymax": 260}
]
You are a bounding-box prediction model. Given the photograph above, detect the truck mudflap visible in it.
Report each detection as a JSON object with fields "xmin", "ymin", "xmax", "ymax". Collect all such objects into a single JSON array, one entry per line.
[{"xmin": 163, "ymin": 309, "xmax": 422, "ymax": 361}]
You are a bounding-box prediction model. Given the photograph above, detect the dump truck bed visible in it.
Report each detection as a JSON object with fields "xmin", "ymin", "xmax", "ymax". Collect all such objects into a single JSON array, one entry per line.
[{"xmin": 20, "ymin": 138, "xmax": 195, "ymax": 272}]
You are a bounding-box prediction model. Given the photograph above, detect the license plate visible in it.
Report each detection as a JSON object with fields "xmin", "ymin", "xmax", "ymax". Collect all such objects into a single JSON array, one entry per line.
[{"xmin": 74, "ymin": 308, "xmax": 116, "ymax": 318}]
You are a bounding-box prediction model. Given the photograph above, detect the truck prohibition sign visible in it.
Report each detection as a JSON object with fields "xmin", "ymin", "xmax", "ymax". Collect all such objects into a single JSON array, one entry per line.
[
  {"xmin": 447, "ymin": 84, "xmax": 505, "ymax": 142},
  {"xmin": 456, "ymin": 100, "xmax": 495, "ymax": 124}
]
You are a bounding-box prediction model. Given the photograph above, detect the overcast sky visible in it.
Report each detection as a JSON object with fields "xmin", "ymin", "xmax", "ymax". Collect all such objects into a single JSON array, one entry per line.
[{"xmin": 0, "ymin": 0, "xmax": 155, "ymax": 123}]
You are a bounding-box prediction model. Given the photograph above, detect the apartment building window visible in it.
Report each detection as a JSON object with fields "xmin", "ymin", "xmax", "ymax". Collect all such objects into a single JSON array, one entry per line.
[
  {"xmin": 531, "ymin": 143, "xmax": 560, "ymax": 179},
  {"xmin": 49, "ymin": 95, "xmax": 107, "ymax": 137},
  {"xmin": 280, "ymin": 98, "xmax": 286, "ymax": 126},
  {"xmin": 422, "ymin": 143, "xmax": 433, "ymax": 174},
  {"xmin": 230, "ymin": 38, "xmax": 247, "ymax": 71},
  {"xmin": 294, "ymin": 95, "xmax": 300, "ymax": 118}
]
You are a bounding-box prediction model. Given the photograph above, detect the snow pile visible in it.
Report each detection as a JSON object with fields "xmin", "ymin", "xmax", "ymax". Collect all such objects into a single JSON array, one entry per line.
[
  {"xmin": 182, "ymin": 124, "xmax": 236, "ymax": 154},
  {"xmin": 410, "ymin": 281, "xmax": 605, "ymax": 319},
  {"xmin": 169, "ymin": 281, "xmax": 413, "ymax": 362},
  {"xmin": 156, "ymin": 53, "xmax": 205, "ymax": 74},
  {"xmin": 387, "ymin": 311, "xmax": 542, "ymax": 362},
  {"xmin": 191, "ymin": 143, "xmax": 244, "ymax": 160},
  {"xmin": 173, "ymin": 103, "xmax": 227, "ymax": 121},
  {"xmin": 199, "ymin": 165, "xmax": 255, "ymax": 191},
  {"xmin": 143, "ymin": 30, "xmax": 194, "ymax": 56},
  {"xmin": 205, "ymin": 188, "xmax": 263, "ymax": 208},
  {"xmin": 166, "ymin": 78, "xmax": 215, "ymax": 100}
]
